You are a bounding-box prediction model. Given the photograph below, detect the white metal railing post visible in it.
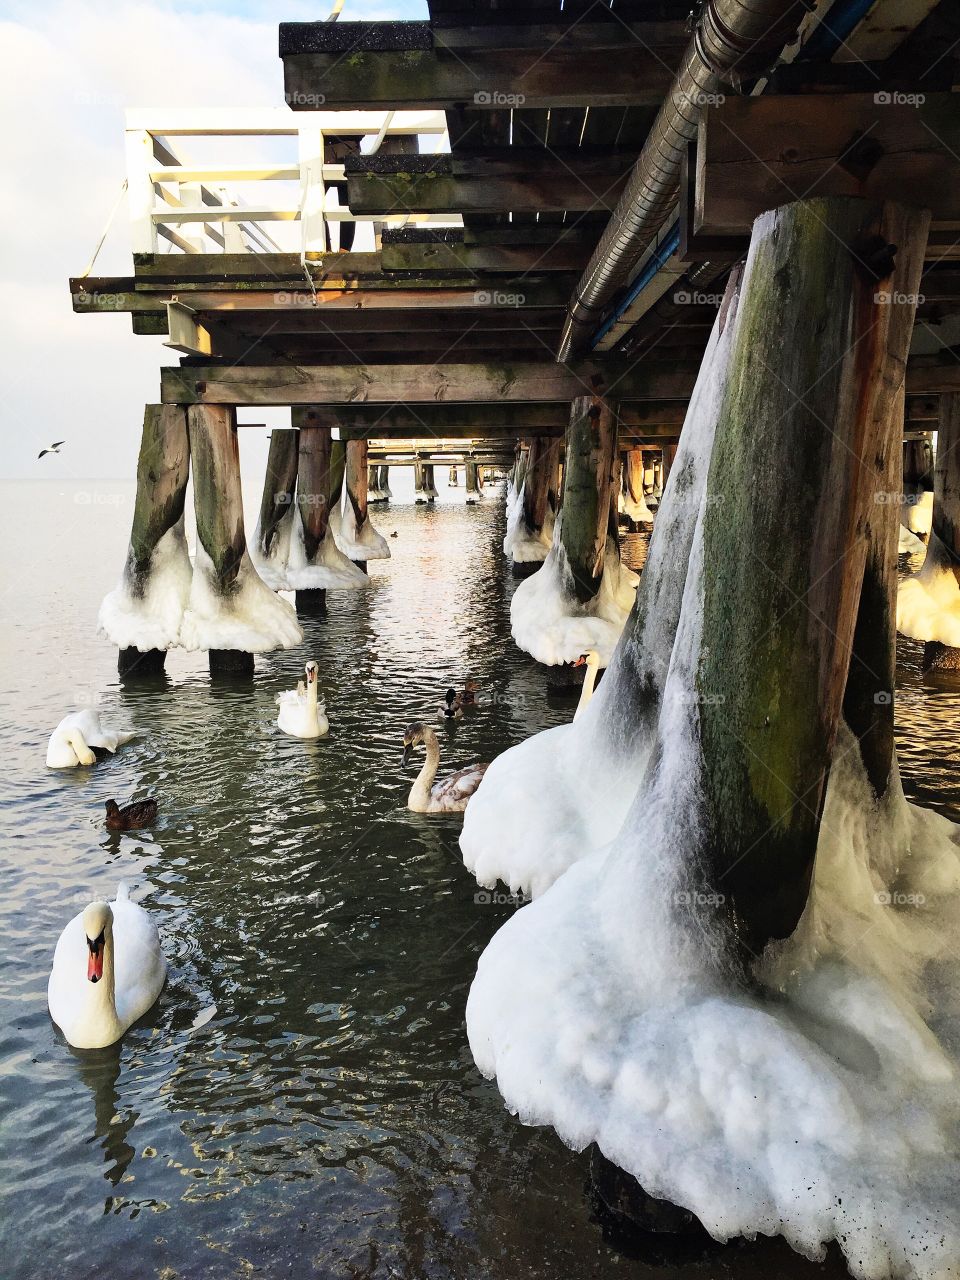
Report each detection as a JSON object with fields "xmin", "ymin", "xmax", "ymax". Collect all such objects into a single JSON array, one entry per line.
[
  {"xmin": 298, "ymin": 125, "xmax": 327, "ymax": 254},
  {"xmin": 125, "ymin": 127, "xmax": 158, "ymax": 253}
]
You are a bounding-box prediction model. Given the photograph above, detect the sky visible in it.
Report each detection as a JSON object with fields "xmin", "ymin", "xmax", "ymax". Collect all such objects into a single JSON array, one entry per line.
[{"xmin": 0, "ymin": 0, "xmax": 427, "ymax": 480}]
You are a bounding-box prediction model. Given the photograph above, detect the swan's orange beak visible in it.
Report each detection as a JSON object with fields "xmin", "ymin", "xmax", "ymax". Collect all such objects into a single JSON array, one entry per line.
[
  {"xmin": 87, "ymin": 932, "xmax": 104, "ymax": 983},
  {"xmin": 573, "ymin": 655, "xmax": 586, "ymax": 667}
]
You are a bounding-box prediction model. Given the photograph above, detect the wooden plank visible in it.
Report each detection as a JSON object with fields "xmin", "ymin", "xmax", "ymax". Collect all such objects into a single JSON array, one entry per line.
[
  {"xmin": 345, "ymin": 151, "xmax": 630, "ymax": 215},
  {"xmin": 160, "ymin": 361, "xmax": 699, "ymax": 406},
  {"xmin": 72, "ymin": 278, "xmax": 571, "ymax": 313},
  {"xmin": 696, "ymin": 94, "xmax": 960, "ymax": 235},
  {"xmin": 133, "ymin": 251, "xmax": 383, "ymax": 281},
  {"xmin": 282, "ymin": 48, "xmax": 675, "ymax": 111},
  {"xmin": 907, "ymin": 363, "xmax": 960, "ymax": 394}
]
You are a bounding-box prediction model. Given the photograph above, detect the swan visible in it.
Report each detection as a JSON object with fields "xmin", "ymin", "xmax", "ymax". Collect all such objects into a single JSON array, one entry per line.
[
  {"xmin": 46, "ymin": 709, "xmax": 135, "ymax": 768},
  {"xmin": 573, "ymin": 650, "xmax": 601, "ymax": 721},
  {"xmin": 276, "ymin": 659, "xmax": 328, "ymax": 738},
  {"xmin": 48, "ymin": 885, "xmax": 166, "ymax": 1049},
  {"xmin": 402, "ymin": 722, "xmax": 488, "ymax": 813}
]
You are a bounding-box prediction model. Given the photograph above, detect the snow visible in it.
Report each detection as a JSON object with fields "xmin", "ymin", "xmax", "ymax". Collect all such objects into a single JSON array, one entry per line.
[
  {"xmin": 462, "ymin": 226, "xmax": 960, "ymax": 1279},
  {"xmin": 897, "ymin": 531, "xmax": 960, "ymax": 647},
  {"xmin": 902, "ymin": 490, "xmax": 933, "ymax": 536},
  {"xmin": 503, "ymin": 480, "xmax": 554, "ymax": 564},
  {"xmin": 98, "ymin": 520, "xmax": 192, "ymax": 651},
  {"xmin": 329, "ymin": 490, "xmax": 390, "ymax": 561},
  {"xmin": 509, "ymin": 531, "xmax": 638, "ymax": 667},
  {"xmin": 179, "ymin": 543, "xmax": 303, "ymax": 653},
  {"xmin": 250, "ymin": 501, "xmax": 295, "ymax": 591}
]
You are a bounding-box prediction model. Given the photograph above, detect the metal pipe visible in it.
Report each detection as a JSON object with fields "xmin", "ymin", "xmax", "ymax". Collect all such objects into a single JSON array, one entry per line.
[{"xmin": 556, "ymin": 0, "xmax": 810, "ymax": 362}]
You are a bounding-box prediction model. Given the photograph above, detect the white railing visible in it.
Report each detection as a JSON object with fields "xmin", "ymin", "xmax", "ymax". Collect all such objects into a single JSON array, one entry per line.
[{"xmin": 124, "ymin": 108, "xmax": 455, "ymax": 258}]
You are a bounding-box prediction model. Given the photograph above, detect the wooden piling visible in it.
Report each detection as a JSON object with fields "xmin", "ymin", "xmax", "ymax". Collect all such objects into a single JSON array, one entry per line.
[
  {"xmin": 465, "ymin": 459, "xmax": 481, "ymax": 503},
  {"xmin": 378, "ymin": 464, "xmax": 391, "ymax": 499},
  {"xmin": 560, "ymin": 395, "xmax": 618, "ymax": 603},
  {"xmin": 522, "ymin": 436, "xmax": 560, "ymax": 537},
  {"xmin": 842, "ymin": 386, "xmax": 901, "ymax": 797},
  {"xmin": 924, "ymin": 393, "xmax": 960, "ymax": 670},
  {"xmin": 254, "ymin": 428, "xmax": 299, "ymax": 562},
  {"xmin": 187, "ymin": 403, "xmax": 255, "ymax": 675},
  {"xmin": 345, "ymin": 439, "xmax": 370, "ymax": 575},
  {"xmin": 696, "ymin": 197, "xmax": 929, "ymax": 955},
  {"xmin": 294, "ymin": 415, "xmax": 338, "ymax": 611},
  {"xmin": 116, "ymin": 403, "xmax": 190, "ymax": 675}
]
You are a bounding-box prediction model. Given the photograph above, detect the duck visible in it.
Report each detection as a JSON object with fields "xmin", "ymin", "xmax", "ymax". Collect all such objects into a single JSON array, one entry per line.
[
  {"xmin": 46, "ymin": 709, "xmax": 136, "ymax": 769},
  {"xmin": 437, "ymin": 687, "xmax": 464, "ymax": 720},
  {"xmin": 276, "ymin": 659, "xmax": 328, "ymax": 738},
  {"xmin": 48, "ymin": 884, "xmax": 167, "ymax": 1049},
  {"xmin": 105, "ymin": 797, "xmax": 158, "ymax": 832},
  {"xmin": 402, "ymin": 722, "xmax": 488, "ymax": 813},
  {"xmin": 573, "ymin": 650, "xmax": 601, "ymax": 721},
  {"xmin": 460, "ymin": 677, "xmax": 480, "ymax": 708}
]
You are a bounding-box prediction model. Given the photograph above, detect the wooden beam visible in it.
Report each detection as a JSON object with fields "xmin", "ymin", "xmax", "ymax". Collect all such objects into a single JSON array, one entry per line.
[
  {"xmin": 72, "ymin": 278, "xmax": 571, "ymax": 314},
  {"xmin": 160, "ymin": 361, "xmax": 699, "ymax": 406},
  {"xmin": 380, "ymin": 231, "xmax": 591, "ymax": 274},
  {"xmin": 279, "ymin": 19, "xmax": 687, "ymax": 55},
  {"xmin": 696, "ymin": 94, "xmax": 960, "ymax": 236},
  {"xmin": 281, "ymin": 48, "xmax": 675, "ymax": 111},
  {"xmin": 345, "ymin": 151, "xmax": 630, "ymax": 215}
]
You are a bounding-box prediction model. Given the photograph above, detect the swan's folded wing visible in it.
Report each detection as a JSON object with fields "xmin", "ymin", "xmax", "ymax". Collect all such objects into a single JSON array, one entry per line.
[{"xmin": 435, "ymin": 763, "xmax": 488, "ymax": 801}]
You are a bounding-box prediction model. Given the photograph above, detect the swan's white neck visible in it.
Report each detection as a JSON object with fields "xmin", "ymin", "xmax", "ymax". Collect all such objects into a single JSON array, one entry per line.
[
  {"xmin": 82, "ymin": 922, "xmax": 122, "ymax": 1044},
  {"xmin": 574, "ymin": 659, "xmax": 600, "ymax": 721},
  {"xmin": 410, "ymin": 729, "xmax": 440, "ymax": 806}
]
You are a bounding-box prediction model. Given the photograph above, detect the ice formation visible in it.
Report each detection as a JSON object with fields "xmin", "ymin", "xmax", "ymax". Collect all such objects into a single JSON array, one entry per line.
[
  {"xmin": 179, "ymin": 544, "xmax": 303, "ymax": 652},
  {"xmin": 503, "ymin": 481, "xmax": 554, "ymax": 564},
  {"xmin": 329, "ymin": 491, "xmax": 391, "ymax": 561},
  {"xmin": 897, "ymin": 531, "xmax": 960, "ymax": 647},
  {"xmin": 98, "ymin": 521, "xmax": 192, "ymax": 651},
  {"xmin": 619, "ymin": 488, "xmax": 655, "ymax": 525},
  {"xmin": 901, "ymin": 490, "xmax": 933, "ymax": 536},
  {"xmin": 463, "ymin": 235, "xmax": 960, "ymax": 1280},
  {"xmin": 898, "ymin": 523, "xmax": 926, "ymax": 557},
  {"xmin": 509, "ymin": 530, "xmax": 638, "ymax": 667},
  {"xmin": 253, "ymin": 505, "xmax": 367, "ymax": 591}
]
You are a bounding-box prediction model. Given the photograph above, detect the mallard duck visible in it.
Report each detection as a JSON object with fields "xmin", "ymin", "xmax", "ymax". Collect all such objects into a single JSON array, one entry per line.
[
  {"xmin": 105, "ymin": 798, "xmax": 158, "ymax": 832},
  {"xmin": 401, "ymin": 722, "xmax": 488, "ymax": 813},
  {"xmin": 437, "ymin": 687, "xmax": 464, "ymax": 720}
]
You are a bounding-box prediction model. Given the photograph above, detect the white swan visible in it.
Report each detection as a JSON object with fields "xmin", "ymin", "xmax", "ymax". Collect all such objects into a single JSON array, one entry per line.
[
  {"xmin": 48, "ymin": 885, "xmax": 166, "ymax": 1049},
  {"xmin": 573, "ymin": 650, "xmax": 601, "ymax": 721},
  {"xmin": 46, "ymin": 709, "xmax": 136, "ymax": 769},
  {"xmin": 402, "ymin": 721, "xmax": 488, "ymax": 813},
  {"xmin": 276, "ymin": 660, "xmax": 328, "ymax": 738}
]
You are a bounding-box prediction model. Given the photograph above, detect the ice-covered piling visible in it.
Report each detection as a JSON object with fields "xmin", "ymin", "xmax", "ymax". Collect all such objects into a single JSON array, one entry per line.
[
  {"xmin": 898, "ymin": 394, "xmax": 960, "ymax": 669},
  {"xmin": 414, "ymin": 459, "xmax": 438, "ymax": 503},
  {"xmin": 509, "ymin": 393, "xmax": 637, "ymax": 668},
  {"xmin": 465, "ymin": 459, "xmax": 482, "ymax": 503},
  {"xmin": 99, "ymin": 403, "xmax": 191, "ymax": 674},
  {"xmin": 619, "ymin": 447, "xmax": 654, "ymax": 527},
  {"xmin": 180, "ymin": 404, "xmax": 301, "ymax": 673},
  {"xmin": 250, "ymin": 428, "xmax": 299, "ymax": 590}
]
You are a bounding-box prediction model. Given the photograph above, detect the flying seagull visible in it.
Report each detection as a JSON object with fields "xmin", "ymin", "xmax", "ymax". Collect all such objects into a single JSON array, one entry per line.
[{"xmin": 38, "ymin": 441, "xmax": 65, "ymax": 460}]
